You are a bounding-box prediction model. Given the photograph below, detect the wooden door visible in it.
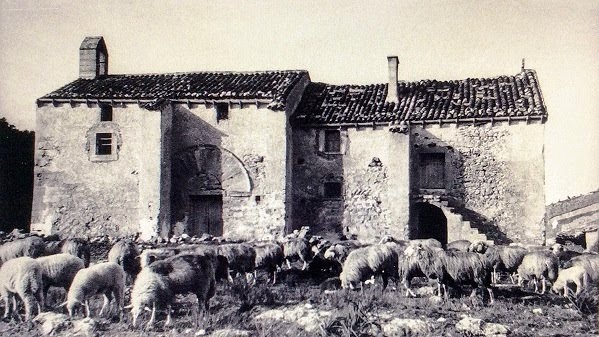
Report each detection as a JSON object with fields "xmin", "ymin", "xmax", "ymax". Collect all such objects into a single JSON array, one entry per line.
[
  {"xmin": 189, "ymin": 195, "xmax": 223, "ymax": 236},
  {"xmin": 419, "ymin": 153, "xmax": 445, "ymax": 189}
]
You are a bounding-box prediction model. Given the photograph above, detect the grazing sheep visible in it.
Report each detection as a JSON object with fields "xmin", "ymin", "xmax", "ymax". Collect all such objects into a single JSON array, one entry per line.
[
  {"xmin": 44, "ymin": 238, "xmax": 91, "ymax": 267},
  {"xmin": 478, "ymin": 245, "xmax": 528, "ymax": 284},
  {"xmin": 282, "ymin": 237, "xmax": 313, "ymax": 270},
  {"xmin": 147, "ymin": 253, "xmax": 216, "ymax": 313},
  {"xmin": 129, "ymin": 267, "xmax": 174, "ymax": 328},
  {"xmin": 517, "ymin": 251, "xmax": 559, "ymax": 294},
  {"xmin": 323, "ymin": 240, "xmax": 363, "ymax": 264},
  {"xmin": 139, "ymin": 247, "xmax": 180, "ymax": 269},
  {"xmin": 253, "ymin": 242, "xmax": 284, "ymax": 284},
  {"xmin": 340, "ymin": 243, "xmax": 398, "ymax": 290},
  {"xmin": 549, "ymin": 243, "xmax": 583, "ymax": 268},
  {"xmin": 0, "ymin": 236, "xmax": 46, "ymax": 266},
  {"xmin": 410, "ymin": 238, "xmax": 443, "ymax": 249},
  {"xmin": 441, "ymin": 249, "xmax": 494, "ymax": 302},
  {"xmin": 65, "ymin": 262, "xmax": 125, "ymax": 319},
  {"xmin": 551, "ymin": 265, "xmax": 592, "ymax": 296},
  {"xmin": 447, "ymin": 240, "xmax": 472, "ymax": 252},
  {"xmin": 0, "ymin": 256, "xmax": 44, "ymax": 321},
  {"xmin": 35, "ymin": 254, "xmax": 85, "ymax": 306},
  {"xmin": 406, "ymin": 244, "xmax": 493, "ymax": 302},
  {"xmin": 562, "ymin": 254, "xmax": 599, "ymax": 281},
  {"xmin": 108, "ymin": 240, "xmax": 141, "ymax": 282},
  {"xmin": 214, "ymin": 243, "xmax": 256, "ymax": 281}
]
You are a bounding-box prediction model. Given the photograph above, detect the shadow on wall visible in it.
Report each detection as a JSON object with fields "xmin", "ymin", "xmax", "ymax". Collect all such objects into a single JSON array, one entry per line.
[
  {"xmin": 292, "ymin": 129, "xmax": 345, "ymax": 237},
  {"xmin": 170, "ymin": 106, "xmax": 228, "ymax": 237},
  {"xmin": 410, "ymin": 127, "xmax": 512, "ymax": 245}
]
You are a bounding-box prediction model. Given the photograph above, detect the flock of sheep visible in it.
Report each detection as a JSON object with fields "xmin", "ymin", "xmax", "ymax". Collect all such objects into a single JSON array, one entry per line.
[{"xmin": 0, "ymin": 229, "xmax": 597, "ymax": 330}]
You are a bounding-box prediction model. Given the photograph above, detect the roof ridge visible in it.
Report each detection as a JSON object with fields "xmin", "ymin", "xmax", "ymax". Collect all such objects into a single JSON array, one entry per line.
[
  {"xmin": 310, "ymin": 69, "xmax": 538, "ymax": 88},
  {"xmin": 102, "ymin": 70, "xmax": 309, "ymax": 77}
]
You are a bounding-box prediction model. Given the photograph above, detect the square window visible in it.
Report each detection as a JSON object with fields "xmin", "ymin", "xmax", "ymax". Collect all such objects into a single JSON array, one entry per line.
[
  {"xmin": 216, "ymin": 103, "xmax": 229, "ymax": 122},
  {"xmin": 324, "ymin": 130, "xmax": 341, "ymax": 153},
  {"xmin": 100, "ymin": 105, "xmax": 113, "ymax": 121},
  {"xmin": 419, "ymin": 153, "xmax": 445, "ymax": 189},
  {"xmin": 96, "ymin": 133, "xmax": 112, "ymax": 155},
  {"xmin": 323, "ymin": 182, "xmax": 343, "ymax": 198}
]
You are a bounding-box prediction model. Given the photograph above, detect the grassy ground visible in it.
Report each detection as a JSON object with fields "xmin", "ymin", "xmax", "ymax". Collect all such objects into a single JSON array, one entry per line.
[{"xmin": 0, "ymin": 271, "xmax": 596, "ymax": 337}]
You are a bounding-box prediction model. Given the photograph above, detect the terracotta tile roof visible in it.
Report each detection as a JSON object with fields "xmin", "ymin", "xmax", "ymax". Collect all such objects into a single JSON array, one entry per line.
[
  {"xmin": 39, "ymin": 70, "xmax": 308, "ymax": 111},
  {"xmin": 292, "ymin": 69, "xmax": 547, "ymax": 125}
]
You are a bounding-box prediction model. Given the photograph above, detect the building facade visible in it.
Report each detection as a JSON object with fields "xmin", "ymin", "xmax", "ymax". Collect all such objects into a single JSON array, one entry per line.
[{"xmin": 31, "ymin": 37, "xmax": 548, "ymax": 244}]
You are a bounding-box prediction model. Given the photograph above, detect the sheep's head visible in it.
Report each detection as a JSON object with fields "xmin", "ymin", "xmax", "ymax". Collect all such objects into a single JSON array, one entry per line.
[
  {"xmin": 468, "ymin": 241, "xmax": 488, "ymax": 254},
  {"xmin": 379, "ymin": 235, "xmax": 397, "ymax": 244},
  {"xmin": 550, "ymin": 243, "xmax": 564, "ymax": 256},
  {"xmin": 323, "ymin": 245, "xmax": 338, "ymax": 260}
]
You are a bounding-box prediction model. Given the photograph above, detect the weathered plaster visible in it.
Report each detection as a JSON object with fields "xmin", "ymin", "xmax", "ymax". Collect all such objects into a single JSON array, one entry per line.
[
  {"xmin": 411, "ymin": 121, "xmax": 546, "ymax": 244},
  {"xmin": 31, "ymin": 103, "xmax": 166, "ymax": 238}
]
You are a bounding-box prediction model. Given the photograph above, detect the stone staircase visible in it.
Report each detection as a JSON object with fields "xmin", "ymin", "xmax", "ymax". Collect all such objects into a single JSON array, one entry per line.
[
  {"xmin": 445, "ymin": 207, "xmax": 495, "ymax": 246},
  {"xmin": 437, "ymin": 199, "xmax": 495, "ymax": 246}
]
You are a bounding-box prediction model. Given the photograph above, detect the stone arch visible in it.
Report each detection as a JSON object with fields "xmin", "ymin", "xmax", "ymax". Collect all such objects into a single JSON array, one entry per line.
[
  {"xmin": 173, "ymin": 144, "xmax": 251, "ymax": 196},
  {"xmin": 410, "ymin": 202, "xmax": 448, "ymax": 245},
  {"xmin": 171, "ymin": 145, "xmax": 252, "ymax": 236}
]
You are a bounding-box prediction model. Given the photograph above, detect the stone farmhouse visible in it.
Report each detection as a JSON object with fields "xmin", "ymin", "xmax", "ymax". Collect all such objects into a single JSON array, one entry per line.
[{"xmin": 31, "ymin": 37, "xmax": 548, "ymax": 244}]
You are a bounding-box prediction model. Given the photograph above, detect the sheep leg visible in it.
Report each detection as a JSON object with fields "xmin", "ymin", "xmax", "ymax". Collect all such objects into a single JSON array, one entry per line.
[
  {"xmin": 146, "ymin": 302, "xmax": 156, "ymax": 329},
  {"xmin": 23, "ymin": 297, "xmax": 32, "ymax": 321},
  {"xmin": 487, "ymin": 287, "xmax": 495, "ymax": 304},
  {"xmin": 540, "ymin": 279, "xmax": 547, "ymax": 295},
  {"xmin": 164, "ymin": 304, "xmax": 172, "ymax": 327},
  {"xmin": 272, "ymin": 271, "xmax": 277, "ymax": 285},
  {"xmin": 286, "ymin": 259, "xmax": 292, "ymax": 270},
  {"xmin": 131, "ymin": 307, "xmax": 140, "ymax": 328},
  {"xmin": 2, "ymin": 294, "xmax": 10, "ymax": 319},
  {"xmin": 301, "ymin": 260, "xmax": 308, "ymax": 271},
  {"xmin": 85, "ymin": 300, "xmax": 91, "ymax": 318},
  {"xmin": 99, "ymin": 294, "xmax": 110, "ymax": 317}
]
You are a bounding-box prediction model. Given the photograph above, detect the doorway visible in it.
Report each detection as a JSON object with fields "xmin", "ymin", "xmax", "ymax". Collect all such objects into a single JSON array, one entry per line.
[
  {"xmin": 410, "ymin": 202, "xmax": 448, "ymax": 245},
  {"xmin": 189, "ymin": 194, "xmax": 223, "ymax": 236}
]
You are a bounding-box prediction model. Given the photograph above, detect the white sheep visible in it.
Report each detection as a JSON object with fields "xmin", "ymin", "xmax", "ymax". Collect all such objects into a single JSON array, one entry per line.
[
  {"xmin": 517, "ymin": 251, "xmax": 559, "ymax": 294},
  {"xmin": 129, "ymin": 267, "xmax": 174, "ymax": 328},
  {"xmin": 282, "ymin": 237, "xmax": 313, "ymax": 270},
  {"xmin": 340, "ymin": 243, "xmax": 398, "ymax": 290},
  {"xmin": 65, "ymin": 262, "xmax": 125, "ymax": 319},
  {"xmin": 253, "ymin": 241, "xmax": 284, "ymax": 284},
  {"xmin": 475, "ymin": 244, "xmax": 528, "ymax": 284},
  {"xmin": 410, "ymin": 238, "xmax": 443, "ymax": 249},
  {"xmin": 324, "ymin": 240, "xmax": 364, "ymax": 264},
  {"xmin": 146, "ymin": 254, "xmax": 216, "ymax": 316},
  {"xmin": 108, "ymin": 240, "xmax": 140, "ymax": 282},
  {"xmin": 0, "ymin": 256, "xmax": 44, "ymax": 321},
  {"xmin": 551, "ymin": 265, "xmax": 593, "ymax": 296},
  {"xmin": 562, "ymin": 254, "xmax": 599, "ymax": 281},
  {"xmin": 44, "ymin": 238, "xmax": 91, "ymax": 267},
  {"xmin": 35, "ymin": 254, "xmax": 85, "ymax": 307},
  {"xmin": 0, "ymin": 236, "xmax": 46, "ymax": 266},
  {"xmin": 447, "ymin": 240, "xmax": 472, "ymax": 252}
]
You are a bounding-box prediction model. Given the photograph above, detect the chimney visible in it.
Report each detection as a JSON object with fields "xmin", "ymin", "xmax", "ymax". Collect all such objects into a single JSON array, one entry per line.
[
  {"xmin": 385, "ymin": 56, "xmax": 399, "ymax": 104},
  {"xmin": 79, "ymin": 36, "xmax": 108, "ymax": 79}
]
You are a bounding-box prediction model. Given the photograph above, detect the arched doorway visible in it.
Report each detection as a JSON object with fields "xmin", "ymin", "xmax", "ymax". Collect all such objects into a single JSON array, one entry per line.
[
  {"xmin": 410, "ymin": 202, "xmax": 448, "ymax": 245},
  {"xmin": 172, "ymin": 145, "xmax": 251, "ymax": 237}
]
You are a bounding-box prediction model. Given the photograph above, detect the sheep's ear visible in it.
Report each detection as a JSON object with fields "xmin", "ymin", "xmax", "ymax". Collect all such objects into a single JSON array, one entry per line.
[
  {"xmin": 124, "ymin": 304, "xmax": 133, "ymax": 310},
  {"xmin": 57, "ymin": 301, "xmax": 68, "ymax": 308}
]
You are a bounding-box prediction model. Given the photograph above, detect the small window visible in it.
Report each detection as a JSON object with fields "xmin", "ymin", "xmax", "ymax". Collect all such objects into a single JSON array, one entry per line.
[
  {"xmin": 100, "ymin": 105, "xmax": 113, "ymax": 121},
  {"xmin": 324, "ymin": 130, "xmax": 341, "ymax": 153},
  {"xmin": 96, "ymin": 133, "xmax": 112, "ymax": 155},
  {"xmin": 323, "ymin": 182, "xmax": 343, "ymax": 198},
  {"xmin": 216, "ymin": 103, "xmax": 229, "ymax": 122},
  {"xmin": 419, "ymin": 153, "xmax": 445, "ymax": 189}
]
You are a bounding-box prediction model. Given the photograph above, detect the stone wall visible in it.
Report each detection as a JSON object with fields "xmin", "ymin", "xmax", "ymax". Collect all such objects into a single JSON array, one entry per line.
[
  {"xmin": 292, "ymin": 127, "xmax": 411, "ymax": 242},
  {"xmin": 411, "ymin": 121, "xmax": 546, "ymax": 244},
  {"xmin": 170, "ymin": 102, "xmax": 291, "ymax": 240},
  {"xmin": 31, "ymin": 103, "xmax": 166, "ymax": 238}
]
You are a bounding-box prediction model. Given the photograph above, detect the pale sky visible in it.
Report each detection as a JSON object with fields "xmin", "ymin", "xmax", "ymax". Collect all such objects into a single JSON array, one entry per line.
[{"xmin": 0, "ymin": 0, "xmax": 597, "ymax": 204}]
